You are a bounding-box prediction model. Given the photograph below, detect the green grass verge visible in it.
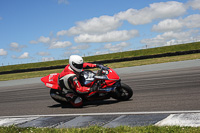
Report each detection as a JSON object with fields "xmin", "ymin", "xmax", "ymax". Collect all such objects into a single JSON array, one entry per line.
[
  {"xmin": 0, "ymin": 42, "xmax": 200, "ymax": 72},
  {"xmin": 1, "ymin": 53, "xmax": 200, "ymax": 81},
  {"xmin": 1, "ymin": 125, "xmax": 200, "ymax": 133}
]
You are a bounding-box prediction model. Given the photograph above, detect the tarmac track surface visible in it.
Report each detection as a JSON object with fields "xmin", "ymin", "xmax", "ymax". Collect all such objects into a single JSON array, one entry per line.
[{"xmin": 0, "ymin": 61, "xmax": 200, "ymax": 117}]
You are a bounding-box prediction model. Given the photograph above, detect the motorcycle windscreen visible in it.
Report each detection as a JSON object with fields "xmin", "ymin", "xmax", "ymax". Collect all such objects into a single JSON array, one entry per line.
[{"xmin": 41, "ymin": 73, "xmax": 60, "ymax": 89}]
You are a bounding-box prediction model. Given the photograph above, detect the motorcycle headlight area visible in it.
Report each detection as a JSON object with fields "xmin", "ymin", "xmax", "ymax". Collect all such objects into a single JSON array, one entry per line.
[
  {"xmin": 102, "ymin": 70, "xmax": 109, "ymax": 75},
  {"xmin": 79, "ymin": 70, "xmax": 95, "ymax": 85}
]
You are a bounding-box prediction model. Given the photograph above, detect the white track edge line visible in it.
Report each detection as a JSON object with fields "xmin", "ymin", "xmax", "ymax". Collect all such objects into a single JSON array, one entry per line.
[{"xmin": 1, "ymin": 110, "xmax": 200, "ymax": 118}]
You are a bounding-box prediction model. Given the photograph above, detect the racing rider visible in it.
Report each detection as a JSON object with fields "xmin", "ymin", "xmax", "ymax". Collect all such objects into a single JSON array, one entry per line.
[{"xmin": 59, "ymin": 55, "xmax": 102, "ymax": 107}]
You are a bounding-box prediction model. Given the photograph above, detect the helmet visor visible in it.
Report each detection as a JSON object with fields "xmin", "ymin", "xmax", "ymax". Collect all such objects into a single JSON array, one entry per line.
[{"xmin": 72, "ymin": 61, "xmax": 83, "ymax": 69}]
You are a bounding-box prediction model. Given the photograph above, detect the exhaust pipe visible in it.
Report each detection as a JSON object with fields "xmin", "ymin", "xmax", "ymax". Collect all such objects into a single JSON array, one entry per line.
[{"xmin": 50, "ymin": 93, "xmax": 68, "ymax": 102}]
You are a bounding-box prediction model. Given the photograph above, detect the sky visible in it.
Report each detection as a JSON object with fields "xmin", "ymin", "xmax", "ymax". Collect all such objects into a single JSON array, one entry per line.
[{"xmin": 0, "ymin": 0, "xmax": 200, "ymax": 66}]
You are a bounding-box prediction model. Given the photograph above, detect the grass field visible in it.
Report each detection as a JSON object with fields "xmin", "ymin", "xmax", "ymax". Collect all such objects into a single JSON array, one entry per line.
[
  {"xmin": 1, "ymin": 125, "xmax": 200, "ymax": 133},
  {"xmin": 1, "ymin": 42, "xmax": 200, "ymax": 81},
  {"xmin": 0, "ymin": 53, "xmax": 200, "ymax": 81},
  {"xmin": 0, "ymin": 42, "xmax": 200, "ymax": 72}
]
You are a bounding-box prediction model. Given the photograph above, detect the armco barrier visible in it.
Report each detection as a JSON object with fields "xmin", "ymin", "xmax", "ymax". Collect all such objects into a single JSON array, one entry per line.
[{"xmin": 0, "ymin": 49, "xmax": 200, "ymax": 75}]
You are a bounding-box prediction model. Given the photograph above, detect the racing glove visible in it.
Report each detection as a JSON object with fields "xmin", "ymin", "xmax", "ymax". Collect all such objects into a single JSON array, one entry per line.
[{"xmin": 90, "ymin": 81, "xmax": 100, "ymax": 92}]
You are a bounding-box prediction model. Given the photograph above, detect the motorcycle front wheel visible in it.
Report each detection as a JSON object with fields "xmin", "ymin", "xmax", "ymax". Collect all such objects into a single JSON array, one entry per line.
[{"xmin": 111, "ymin": 83, "xmax": 133, "ymax": 101}]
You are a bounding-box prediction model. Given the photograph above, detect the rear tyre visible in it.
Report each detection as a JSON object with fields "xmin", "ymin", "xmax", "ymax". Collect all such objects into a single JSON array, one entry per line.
[{"xmin": 111, "ymin": 83, "xmax": 133, "ymax": 101}]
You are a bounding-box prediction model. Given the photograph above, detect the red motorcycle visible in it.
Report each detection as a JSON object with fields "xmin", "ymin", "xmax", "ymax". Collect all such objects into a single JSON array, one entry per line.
[{"xmin": 41, "ymin": 65, "xmax": 133, "ymax": 107}]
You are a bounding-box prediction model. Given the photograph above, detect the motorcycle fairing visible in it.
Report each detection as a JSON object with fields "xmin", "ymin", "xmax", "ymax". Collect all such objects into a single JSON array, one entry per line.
[
  {"xmin": 100, "ymin": 68, "xmax": 120, "ymax": 88},
  {"xmin": 100, "ymin": 79, "xmax": 121, "ymax": 90},
  {"xmin": 106, "ymin": 68, "xmax": 120, "ymax": 80},
  {"xmin": 41, "ymin": 73, "xmax": 61, "ymax": 90}
]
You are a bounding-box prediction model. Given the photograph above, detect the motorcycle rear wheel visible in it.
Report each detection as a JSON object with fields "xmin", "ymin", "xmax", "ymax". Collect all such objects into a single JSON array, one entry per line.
[{"xmin": 112, "ymin": 83, "xmax": 133, "ymax": 101}]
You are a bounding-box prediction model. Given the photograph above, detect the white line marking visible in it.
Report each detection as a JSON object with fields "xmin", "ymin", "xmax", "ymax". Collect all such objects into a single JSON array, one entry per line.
[
  {"xmin": 155, "ymin": 113, "xmax": 200, "ymax": 127},
  {"xmin": 0, "ymin": 117, "xmax": 39, "ymax": 126},
  {"xmin": 1, "ymin": 110, "xmax": 200, "ymax": 118}
]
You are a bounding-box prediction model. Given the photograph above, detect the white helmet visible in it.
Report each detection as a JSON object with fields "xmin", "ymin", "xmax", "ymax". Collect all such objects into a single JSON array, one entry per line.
[{"xmin": 69, "ymin": 55, "xmax": 83, "ymax": 72}]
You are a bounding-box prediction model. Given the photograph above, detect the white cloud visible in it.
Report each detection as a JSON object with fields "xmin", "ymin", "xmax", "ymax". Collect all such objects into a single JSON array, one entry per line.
[
  {"xmin": 29, "ymin": 40, "xmax": 38, "ymax": 44},
  {"xmin": 141, "ymin": 30, "xmax": 199, "ymax": 47},
  {"xmin": 49, "ymin": 41, "xmax": 72, "ymax": 49},
  {"xmin": 0, "ymin": 49, "xmax": 7, "ymax": 56},
  {"xmin": 187, "ymin": 0, "xmax": 200, "ymax": 10},
  {"xmin": 104, "ymin": 42, "xmax": 130, "ymax": 52},
  {"xmin": 0, "ymin": 17, "xmax": 2, "ymax": 20},
  {"xmin": 58, "ymin": 15, "xmax": 122, "ymax": 36},
  {"xmin": 116, "ymin": 1, "xmax": 186, "ymax": 25},
  {"xmin": 9, "ymin": 42, "xmax": 26, "ymax": 52},
  {"xmin": 152, "ymin": 14, "xmax": 200, "ymax": 32},
  {"xmin": 30, "ymin": 36, "xmax": 50, "ymax": 44},
  {"xmin": 37, "ymin": 52, "xmax": 50, "ymax": 56},
  {"xmin": 26, "ymin": 0, "xmax": 200, "ymax": 57},
  {"xmin": 38, "ymin": 36, "xmax": 50, "ymax": 43},
  {"xmin": 152, "ymin": 19, "xmax": 183, "ymax": 32},
  {"xmin": 10, "ymin": 42, "xmax": 19, "ymax": 48},
  {"xmin": 57, "ymin": 30, "xmax": 68, "ymax": 36},
  {"xmin": 55, "ymin": 1, "xmax": 187, "ymax": 47},
  {"xmin": 70, "ymin": 44, "xmax": 90, "ymax": 50},
  {"xmin": 30, "ymin": 35, "xmax": 72, "ymax": 49},
  {"xmin": 42, "ymin": 57, "xmax": 55, "ymax": 61},
  {"xmin": 74, "ymin": 30, "xmax": 139, "ymax": 43},
  {"xmin": 148, "ymin": 1, "xmax": 200, "ymax": 47},
  {"xmin": 64, "ymin": 50, "xmax": 80, "ymax": 56},
  {"xmin": 18, "ymin": 52, "xmax": 30, "ymax": 59},
  {"xmin": 58, "ymin": 1, "xmax": 186, "ymax": 38},
  {"xmin": 12, "ymin": 52, "xmax": 30, "ymax": 59},
  {"xmin": 183, "ymin": 14, "xmax": 200, "ymax": 28},
  {"xmin": 58, "ymin": 0, "xmax": 68, "ymax": 5}
]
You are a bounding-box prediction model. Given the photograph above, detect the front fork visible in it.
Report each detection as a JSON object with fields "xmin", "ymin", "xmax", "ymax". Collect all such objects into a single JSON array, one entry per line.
[{"xmin": 111, "ymin": 79, "xmax": 122, "ymax": 97}]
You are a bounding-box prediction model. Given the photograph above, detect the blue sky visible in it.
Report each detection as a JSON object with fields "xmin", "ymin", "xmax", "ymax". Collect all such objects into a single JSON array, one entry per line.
[{"xmin": 0, "ymin": 0, "xmax": 200, "ymax": 66}]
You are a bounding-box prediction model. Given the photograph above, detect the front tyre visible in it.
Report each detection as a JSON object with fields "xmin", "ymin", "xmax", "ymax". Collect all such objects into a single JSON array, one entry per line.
[{"xmin": 112, "ymin": 83, "xmax": 133, "ymax": 101}]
